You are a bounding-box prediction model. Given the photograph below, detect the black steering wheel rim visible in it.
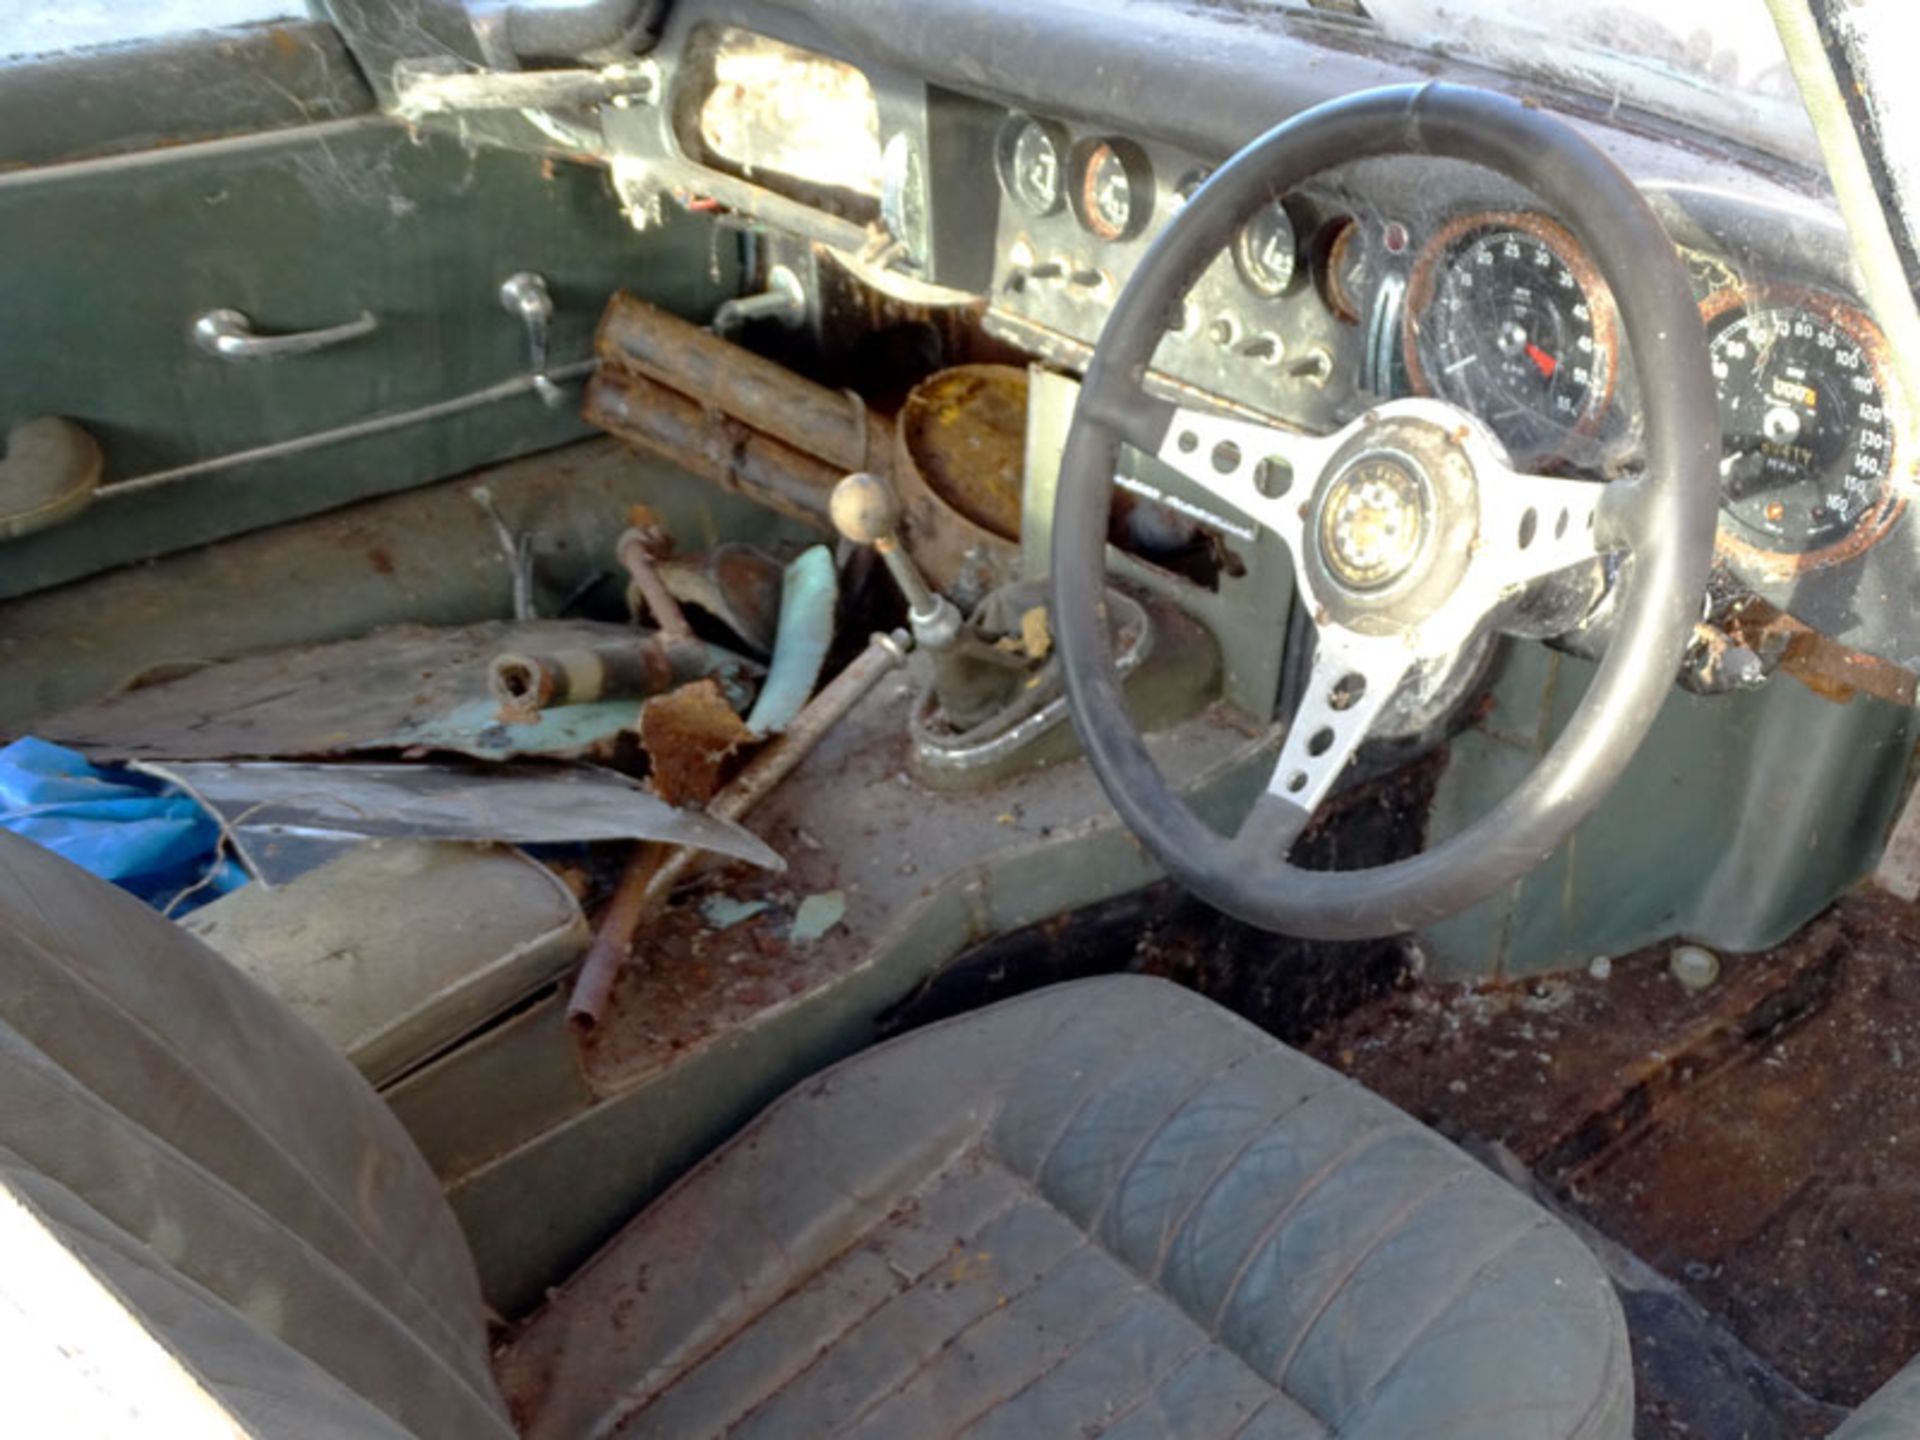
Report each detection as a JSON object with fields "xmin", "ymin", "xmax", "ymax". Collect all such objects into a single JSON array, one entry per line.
[{"xmin": 1050, "ymin": 83, "xmax": 1719, "ymax": 939}]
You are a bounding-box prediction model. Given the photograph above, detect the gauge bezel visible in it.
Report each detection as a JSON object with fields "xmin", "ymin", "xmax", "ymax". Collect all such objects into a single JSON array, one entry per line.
[
  {"xmin": 1402, "ymin": 210, "xmax": 1622, "ymax": 462},
  {"xmin": 1700, "ymin": 281, "xmax": 1910, "ymax": 579},
  {"xmin": 1070, "ymin": 137, "xmax": 1154, "ymax": 243},
  {"xmin": 1233, "ymin": 199, "xmax": 1300, "ymax": 298},
  {"xmin": 994, "ymin": 113, "xmax": 1070, "ymax": 218}
]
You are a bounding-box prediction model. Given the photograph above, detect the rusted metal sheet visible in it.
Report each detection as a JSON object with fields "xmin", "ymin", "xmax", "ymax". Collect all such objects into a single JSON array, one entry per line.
[
  {"xmin": 35, "ymin": 620, "xmax": 749, "ymax": 765},
  {"xmin": 1725, "ymin": 597, "xmax": 1919, "ymax": 706},
  {"xmin": 588, "ymin": 295, "xmax": 1025, "ymax": 599},
  {"xmin": 658, "ymin": 544, "xmax": 785, "ymax": 655},
  {"xmin": 138, "ymin": 759, "xmax": 781, "ymax": 884},
  {"xmin": 596, "ymin": 290, "xmax": 890, "ymax": 476},
  {"xmin": 1309, "ymin": 889, "xmax": 1920, "ymax": 1411},
  {"xmin": 583, "ymin": 367, "xmax": 842, "ymax": 524},
  {"xmin": 892, "ymin": 365, "xmax": 1025, "ymax": 603},
  {"xmin": 638, "ymin": 679, "xmax": 756, "ymax": 809}
]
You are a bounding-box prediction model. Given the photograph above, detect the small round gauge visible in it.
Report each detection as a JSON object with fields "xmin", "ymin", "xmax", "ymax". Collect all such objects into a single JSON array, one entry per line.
[
  {"xmin": 1404, "ymin": 212, "xmax": 1620, "ymax": 465},
  {"xmin": 1235, "ymin": 200, "xmax": 1299, "ymax": 297},
  {"xmin": 1703, "ymin": 284, "xmax": 1907, "ymax": 568},
  {"xmin": 1072, "ymin": 138, "xmax": 1153, "ymax": 242},
  {"xmin": 996, "ymin": 115, "xmax": 1068, "ymax": 217},
  {"xmin": 1173, "ymin": 168, "xmax": 1212, "ymax": 207}
]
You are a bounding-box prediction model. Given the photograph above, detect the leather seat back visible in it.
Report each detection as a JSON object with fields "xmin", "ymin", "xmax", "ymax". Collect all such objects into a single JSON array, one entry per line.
[{"xmin": 0, "ymin": 831, "xmax": 509, "ymax": 1438}]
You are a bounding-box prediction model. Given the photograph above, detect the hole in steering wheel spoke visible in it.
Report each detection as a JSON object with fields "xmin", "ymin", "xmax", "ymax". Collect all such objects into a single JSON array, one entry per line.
[
  {"xmin": 1286, "ymin": 771, "xmax": 1309, "ymax": 794},
  {"xmin": 1307, "ymin": 726, "xmax": 1335, "ymax": 756},
  {"xmin": 1255, "ymin": 457, "xmax": 1293, "ymax": 498},
  {"xmin": 1211, "ymin": 440, "xmax": 1243, "ymax": 475},
  {"xmin": 1329, "ymin": 672, "xmax": 1367, "ymax": 711},
  {"xmin": 1518, "ymin": 507, "xmax": 1539, "ymax": 550}
]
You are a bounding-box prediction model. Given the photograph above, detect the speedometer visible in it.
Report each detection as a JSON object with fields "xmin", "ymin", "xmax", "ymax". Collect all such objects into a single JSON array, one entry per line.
[
  {"xmin": 1404, "ymin": 212, "xmax": 1619, "ymax": 466},
  {"xmin": 1702, "ymin": 284, "xmax": 1907, "ymax": 570}
]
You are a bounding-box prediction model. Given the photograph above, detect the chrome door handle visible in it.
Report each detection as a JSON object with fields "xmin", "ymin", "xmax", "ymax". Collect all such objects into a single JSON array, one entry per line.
[
  {"xmin": 499, "ymin": 272, "xmax": 564, "ymax": 407},
  {"xmin": 191, "ymin": 307, "xmax": 378, "ymax": 361}
]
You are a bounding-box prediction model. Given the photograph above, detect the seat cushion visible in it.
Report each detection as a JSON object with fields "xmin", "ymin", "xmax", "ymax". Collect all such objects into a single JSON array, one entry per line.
[
  {"xmin": 0, "ymin": 830, "xmax": 511, "ymax": 1439},
  {"xmin": 498, "ymin": 975, "xmax": 1632, "ymax": 1439},
  {"xmin": 1837, "ymin": 1356, "xmax": 1920, "ymax": 1439},
  {"xmin": 186, "ymin": 840, "xmax": 588, "ymax": 1087}
]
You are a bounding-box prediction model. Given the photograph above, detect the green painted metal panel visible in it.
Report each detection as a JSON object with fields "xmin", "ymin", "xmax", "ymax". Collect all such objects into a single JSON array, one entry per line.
[
  {"xmin": 1424, "ymin": 644, "xmax": 1920, "ymax": 979},
  {"xmin": 0, "ymin": 21, "xmax": 375, "ymax": 170},
  {"xmin": 0, "ymin": 119, "xmax": 734, "ymax": 597}
]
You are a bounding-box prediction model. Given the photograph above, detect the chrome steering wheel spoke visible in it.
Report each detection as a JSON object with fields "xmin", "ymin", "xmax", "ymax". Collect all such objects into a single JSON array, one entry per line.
[
  {"xmin": 1148, "ymin": 406, "xmax": 1346, "ymax": 555},
  {"xmin": 1229, "ymin": 626, "xmax": 1415, "ymax": 861},
  {"xmin": 1468, "ymin": 465, "xmax": 1617, "ymax": 596},
  {"xmin": 1266, "ymin": 627, "xmax": 1412, "ymax": 809}
]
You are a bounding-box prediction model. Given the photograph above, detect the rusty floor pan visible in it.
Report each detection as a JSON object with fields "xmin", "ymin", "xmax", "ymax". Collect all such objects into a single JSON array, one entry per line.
[{"xmin": 1307, "ymin": 888, "xmax": 1920, "ymax": 1433}]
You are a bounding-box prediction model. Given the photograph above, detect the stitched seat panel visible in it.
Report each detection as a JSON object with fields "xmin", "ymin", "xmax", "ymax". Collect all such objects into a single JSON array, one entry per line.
[{"xmin": 497, "ymin": 977, "xmax": 1632, "ymax": 1440}]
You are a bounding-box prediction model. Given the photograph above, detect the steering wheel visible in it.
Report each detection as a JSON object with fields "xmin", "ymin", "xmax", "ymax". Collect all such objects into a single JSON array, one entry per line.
[{"xmin": 1051, "ymin": 84, "xmax": 1719, "ymax": 939}]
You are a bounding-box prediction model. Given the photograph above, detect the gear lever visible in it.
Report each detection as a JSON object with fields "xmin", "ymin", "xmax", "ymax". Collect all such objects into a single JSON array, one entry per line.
[{"xmin": 830, "ymin": 472, "xmax": 1023, "ymax": 728}]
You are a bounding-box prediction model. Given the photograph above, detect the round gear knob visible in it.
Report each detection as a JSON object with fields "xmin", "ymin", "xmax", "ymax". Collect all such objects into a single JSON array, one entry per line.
[{"xmin": 830, "ymin": 471, "xmax": 905, "ymax": 548}]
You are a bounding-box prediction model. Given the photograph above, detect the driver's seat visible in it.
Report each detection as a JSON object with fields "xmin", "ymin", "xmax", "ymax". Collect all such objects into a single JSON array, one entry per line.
[{"xmin": 0, "ymin": 829, "xmax": 1632, "ymax": 1438}]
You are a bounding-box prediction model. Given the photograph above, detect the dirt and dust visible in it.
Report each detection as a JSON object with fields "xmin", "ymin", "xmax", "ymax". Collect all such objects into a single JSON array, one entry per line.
[{"xmin": 1307, "ymin": 887, "xmax": 1920, "ymax": 1419}]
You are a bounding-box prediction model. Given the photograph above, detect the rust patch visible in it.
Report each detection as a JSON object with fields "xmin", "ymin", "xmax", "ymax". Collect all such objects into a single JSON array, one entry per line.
[
  {"xmin": 1402, "ymin": 210, "xmax": 1622, "ymax": 463},
  {"xmin": 1309, "ymin": 889, "xmax": 1920, "ymax": 1409},
  {"xmin": 898, "ymin": 365, "xmax": 1027, "ymax": 541},
  {"xmin": 638, "ymin": 679, "xmax": 755, "ymax": 807},
  {"xmin": 1724, "ymin": 597, "xmax": 1919, "ymax": 706}
]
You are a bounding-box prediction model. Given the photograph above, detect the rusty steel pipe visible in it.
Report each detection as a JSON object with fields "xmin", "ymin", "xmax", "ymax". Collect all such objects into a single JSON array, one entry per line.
[
  {"xmin": 567, "ymin": 629, "xmax": 911, "ymax": 1030},
  {"xmin": 488, "ymin": 641, "xmax": 674, "ymax": 712},
  {"xmin": 616, "ymin": 523, "xmax": 699, "ymax": 650},
  {"xmin": 596, "ymin": 291, "xmax": 891, "ymax": 476},
  {"xmin": 584, "ymin": 368, "xmax": 842, "ymax": 525}
]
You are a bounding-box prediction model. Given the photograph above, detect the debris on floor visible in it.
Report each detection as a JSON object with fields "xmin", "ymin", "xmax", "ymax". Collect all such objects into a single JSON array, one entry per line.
[
  {"xmin": 35, "ymin": 619, "xmax": 758, "ymax": 764},
  {"xmin": 658, "ymin": 543, "xmax": 785, "ymax": 656},
  {"xmin": 566, "ymin": 631, "xmax": 908, "ymax": 1029},
  {"xmin": 638, "ymin": 679, "xmax": 757, "ymax": 807},
  {"xmin": 699, "ymin": 895, "xmax": 772, "ymax": 931},
  {"xmin": 1306, "ymin": 888, "xmax": 1920, "ymax": 1422},
  {"xmin": 789, "ymin": 889, "xmax": 847, "ymax": 945}
]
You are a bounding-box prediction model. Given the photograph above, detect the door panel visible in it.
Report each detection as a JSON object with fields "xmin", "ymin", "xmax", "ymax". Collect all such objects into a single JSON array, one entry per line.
[
  {"xmin": 0, "ymin": 20, "xmax": 372, "ymax": 169},
  {"xmin": 0, "ymin": 23, "xmax": 733, "ymax": 599}
]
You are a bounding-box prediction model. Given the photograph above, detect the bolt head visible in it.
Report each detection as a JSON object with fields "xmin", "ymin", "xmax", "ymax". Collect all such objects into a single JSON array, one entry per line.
[{"xmin": 1669, "ymin": 944, "xmax": 1721, "ymax": 992}]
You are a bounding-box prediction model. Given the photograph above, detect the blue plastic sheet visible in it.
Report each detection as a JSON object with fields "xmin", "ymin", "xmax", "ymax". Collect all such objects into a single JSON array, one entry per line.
[{"xmin": 0, "ymin": 737, "xmax": 246, "ymax": 912}]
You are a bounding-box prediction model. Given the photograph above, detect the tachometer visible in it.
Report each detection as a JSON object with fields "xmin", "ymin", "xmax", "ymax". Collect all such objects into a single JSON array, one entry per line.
[
  {"xmin": 1404, "ymin": 212, "xmax": 1619, "ymax": 465},
  {"xmin": 1702, "ymin": 284, "xmax": 1906, "ymax": 569}
]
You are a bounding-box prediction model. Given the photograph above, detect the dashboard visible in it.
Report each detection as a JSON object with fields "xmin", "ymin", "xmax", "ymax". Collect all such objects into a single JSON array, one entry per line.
[
  {"xmin": 604, "ymin": 0, "xmax": 1920, "ymax": 684},
  {"xmin": 978, "ymin": 110, "xmax": 1911, "ymax": 610}
]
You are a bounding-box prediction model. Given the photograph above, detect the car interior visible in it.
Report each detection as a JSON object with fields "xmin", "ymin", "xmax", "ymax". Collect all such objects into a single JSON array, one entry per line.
[{"xmin": 3, "ymin": 2, "xmax": 1919, "ymax": 1437}]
